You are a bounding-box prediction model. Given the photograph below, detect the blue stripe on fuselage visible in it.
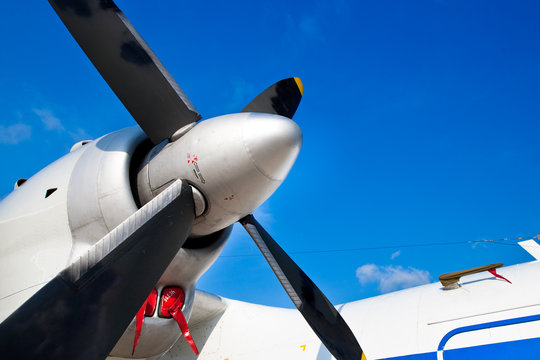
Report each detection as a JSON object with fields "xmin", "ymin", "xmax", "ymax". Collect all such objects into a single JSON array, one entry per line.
[
  {"xmin": 379, "ymin": 351, "xmax": 437, "ymax": 359},
  {"xmin": 379, "ymin": 313, "xmax": 540, "ymax": 359},
  {"xmin": 379, "ymin": 337, "xmax": 540, "ymax": 359},
  {"xmin": 443, "ymin": 336, "xmax": 540, "ymax": 359},
  {"xmin": 438, "ymin": 313, "xmax": 540, "ymax": 351}
]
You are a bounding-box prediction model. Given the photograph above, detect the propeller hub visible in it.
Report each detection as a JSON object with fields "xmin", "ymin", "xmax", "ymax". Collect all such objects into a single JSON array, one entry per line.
[{"xmin": 136, "ymin": 113, "xmax": 302, "ymax": 236}]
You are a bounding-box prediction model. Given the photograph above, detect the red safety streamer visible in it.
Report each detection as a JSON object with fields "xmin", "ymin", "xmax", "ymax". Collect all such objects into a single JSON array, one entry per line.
[
  {"xmin": 132, "ymin": 298, "xmax": 147, "ymax": 355},
  {"xmin": 160, "ymin": 287, "xmax": 199, "ymax": 355},
  {"xmin": 488, "ymin": 269, "xmax": 512, "ymax": 284},
  {"xmin": 132, "ymin": 288, "xmax": 158, "ymax": 355},
  {"xmin": 169, "ymin": 298, "xmax": 199, "ymax": 355}
]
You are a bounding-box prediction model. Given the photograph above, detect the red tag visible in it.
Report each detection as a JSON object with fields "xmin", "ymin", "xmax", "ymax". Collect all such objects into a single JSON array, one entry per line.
[
  {"xmin": 160, "ymin": 287, "xmax": 199, "ymax": 355},
  {"xmin": 132, "ymin": 288, "xmax": 158, "ymax": 355},
  {"xmin": 145, "ymin": 288, "xmax": 158, "ymax": 316},
  {"xmin": 488, "ymin": 269, "xmax": 512, "ymax": 284},
  {"xmin": 170, "ymin": 302, "xmax": 199, "ymax": 355},
  {"xmin": 160, "ymin": 287, "xmax": 184, "ymax": 317}
]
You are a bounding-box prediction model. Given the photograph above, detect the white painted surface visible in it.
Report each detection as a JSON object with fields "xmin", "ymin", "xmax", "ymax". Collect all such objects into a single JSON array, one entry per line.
[
  {"xmin": 0, "ymin": 148, "xmax": 83, "ymax": 321},
  {"xmin": 164, "ymin": 260, "xmax": 540, "ymax": 360},
  {"xmin": 519, "ymin": 239, "xmax": 540, "ymax": 261}
]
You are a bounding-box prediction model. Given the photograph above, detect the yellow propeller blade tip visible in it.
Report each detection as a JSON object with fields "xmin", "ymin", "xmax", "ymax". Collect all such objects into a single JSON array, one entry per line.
[{"xmin": 293, "ymin": 77, "xmax": 303, "ymax": 96}]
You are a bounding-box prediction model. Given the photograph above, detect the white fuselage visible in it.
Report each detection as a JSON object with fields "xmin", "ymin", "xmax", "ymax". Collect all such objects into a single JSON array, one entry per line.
[{"xmin": 165, "ymin": 259, "xmax": 540, "ymax": 360}]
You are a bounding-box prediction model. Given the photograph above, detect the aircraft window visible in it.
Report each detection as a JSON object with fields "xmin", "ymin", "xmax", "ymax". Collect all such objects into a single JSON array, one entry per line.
[{"xmin": 45, "ymin": 188, "xmax": 58, "ymax": 198}]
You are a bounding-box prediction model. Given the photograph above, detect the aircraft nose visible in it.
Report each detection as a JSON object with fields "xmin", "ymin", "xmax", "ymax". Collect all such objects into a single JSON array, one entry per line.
[{"xmin": 242, "ymin": 114, "xmax": 303, "ymax": 181}]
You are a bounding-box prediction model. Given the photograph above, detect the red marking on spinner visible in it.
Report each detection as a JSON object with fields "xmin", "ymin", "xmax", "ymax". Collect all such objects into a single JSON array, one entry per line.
[
  {"xmin": 187, "ymin": 153, "xmax": 199, "ymax": 164},
  {"xmin": 224, "ymin": 194, "xmax": 235, "ymax": 201}
]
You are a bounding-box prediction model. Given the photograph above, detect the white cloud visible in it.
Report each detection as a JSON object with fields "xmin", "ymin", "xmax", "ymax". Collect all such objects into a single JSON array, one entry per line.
[
  {"xmin": 33, "ymin": 109, "xmax": 65, "ymax": 132},
  {"xmin": 0, "ymin": 123, "xmax": 32, "ymax": 144},
  {"xmin": 68, "ymin": 128, "xmax": 92, "ymax": 142},
  {"xmin": 356, "ymin": 264, "xmax": 431, "ymax": 293},
  {"xmin": 254, "ymin": 203, "xmax": 274, "ymax": 225},
  {"xmin": 32, "ymin": 108, "xmax": 91, "ymax": 142},
  {"xmin": 390, "ymin": 250, "xmax": 401, "ymax": 260}
]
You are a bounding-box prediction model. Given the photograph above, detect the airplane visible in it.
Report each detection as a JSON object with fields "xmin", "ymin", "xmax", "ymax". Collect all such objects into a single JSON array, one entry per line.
[{"xmin": 1, "ymin": 1, "xmax": 540, "ymax": 359}]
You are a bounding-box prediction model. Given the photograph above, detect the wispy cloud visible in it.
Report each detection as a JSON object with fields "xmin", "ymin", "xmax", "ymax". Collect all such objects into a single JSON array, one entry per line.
[
  {"xmin": 390, "ymin": 250, "xmax": 401, "ymax": 260},
  {"xmin": 254, "ymin": 203, "xmax": 275, "ymax": 225},
  {"xmin": 33, "ymin": 109, "xmax": 65, "ymax": 132},
  {"xmin": 356, "ymin": 264, "xmax": 431, "ymax": 293},
  {"xmin": 0, "ymin": 123, "xmax": 32, "ymax": 145},
  {"xmin": 68, "ymin": 127, "xmax": 92, "ymax": 142},
  {"xmin": 32, "ymin": 108, "xmax": 90, "ymax": 141}
]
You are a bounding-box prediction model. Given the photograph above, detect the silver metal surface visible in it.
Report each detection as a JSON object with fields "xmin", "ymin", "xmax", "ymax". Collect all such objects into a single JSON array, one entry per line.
[
  {"xmin": 137, "ymin": 112, "xmax": 302, "ymax": 236},
  {"xmin": 67, "ymin": 127, "xmax": 146, "ymax": 261},
  {"xmin": 61, "ymin": 180, "xmax": 184, "ymax": 283}
]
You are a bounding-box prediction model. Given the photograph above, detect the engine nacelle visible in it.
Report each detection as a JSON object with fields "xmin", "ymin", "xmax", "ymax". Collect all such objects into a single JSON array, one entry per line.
[
  {"xmin": 0, "ymin": 126, "xmax": 236, "ymax": 357},
  {"xmin": 62, "ymin": 127, "xmax": 236, "ymax": 357}
]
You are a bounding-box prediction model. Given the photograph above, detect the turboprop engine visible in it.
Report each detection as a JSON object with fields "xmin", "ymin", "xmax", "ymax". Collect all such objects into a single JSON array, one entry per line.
[{"xmin": 0, "ymin": 1, "xmax": 365, "ymax": 360}]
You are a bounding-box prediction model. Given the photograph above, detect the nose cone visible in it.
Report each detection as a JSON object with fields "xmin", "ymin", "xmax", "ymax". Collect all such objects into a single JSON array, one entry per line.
[{"xmin": 243, "ymin": 114, "xmax": 303, "ymax": 181}]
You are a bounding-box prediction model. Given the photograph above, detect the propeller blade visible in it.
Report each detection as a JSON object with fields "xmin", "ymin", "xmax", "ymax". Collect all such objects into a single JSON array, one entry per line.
[
  {"xmin": 241, "ymin": 77, "xmax": 303, "ymax": 119},
  {"xmin": 240, "ymin": 215, "xmax": 364, "ymax": 360},
  {"xmin": 0, "ymin": 180, "xmax": 195, "ymax": 360},
  {"xmin": 48, "ymin": 0, "xmax": 201, "ymax": 144}
]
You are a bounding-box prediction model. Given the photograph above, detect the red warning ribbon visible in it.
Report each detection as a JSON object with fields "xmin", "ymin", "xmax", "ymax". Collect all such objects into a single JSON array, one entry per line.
[
  {"xmin": 132, "ymin": 288, "xmax": 158, "ymax": 355},
  {"xmin": 168, "ymin": 297, "xmax": 199, "ymax": 355},
  {"xmin": 488, "ymin": 269, "xmax": 512, "ymax": 284},
  {"xmin": 132, "ymin": 287, "xmax": 198, "ymax": 356},
  {"xmin": 132, "ymin": 299, "xmax": 147, "ymax": 355},
  {"xmin": 160, "ymin": 287, "xmax": 199, "ymax": 355}
]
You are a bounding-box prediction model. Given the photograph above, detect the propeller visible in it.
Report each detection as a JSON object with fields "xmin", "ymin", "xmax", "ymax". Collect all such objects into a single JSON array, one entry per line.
[
  {"xmin": 239, "ymin": 67, "xmax": 364, "ymax": 360},
  {"xmin": 0, "ymin": 181, "xmax": 195, "ymax": 359},
  {"xmin": 42, "ymin": 0, "xmax": 364, "ymax": 358},
  {"xmin": 240, "ymin": 215, "xmax": 364, "ymax": 360},
  {"xmin": 242, "ymin": 77, "xmax": 304, "ymax": 119},
  {"xmin": 48, "ymin": 0, "xmax": 201, "ymax": 144}
]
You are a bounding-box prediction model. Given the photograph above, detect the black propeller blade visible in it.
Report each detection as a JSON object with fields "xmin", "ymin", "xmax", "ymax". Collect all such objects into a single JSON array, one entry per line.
[
  {"xmin": 242, "ymin": 77, "xmax": 304, "ymax": 119},
  {"xmin": 240, "ymin": 215, "xmax": 364, "ymax": 360},
  {"xmin": 0, "ymin": 180, "xmax": 195, "ymax": 360},
  {"xmin": 48, "ymin": 0, "xmax": 201, "ymax": 144}
]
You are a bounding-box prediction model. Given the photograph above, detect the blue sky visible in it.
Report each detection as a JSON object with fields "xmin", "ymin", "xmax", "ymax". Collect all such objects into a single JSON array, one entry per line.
[{"xmin": 2, "ymin": 1, "xmax": 540, "ymax": 308}]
